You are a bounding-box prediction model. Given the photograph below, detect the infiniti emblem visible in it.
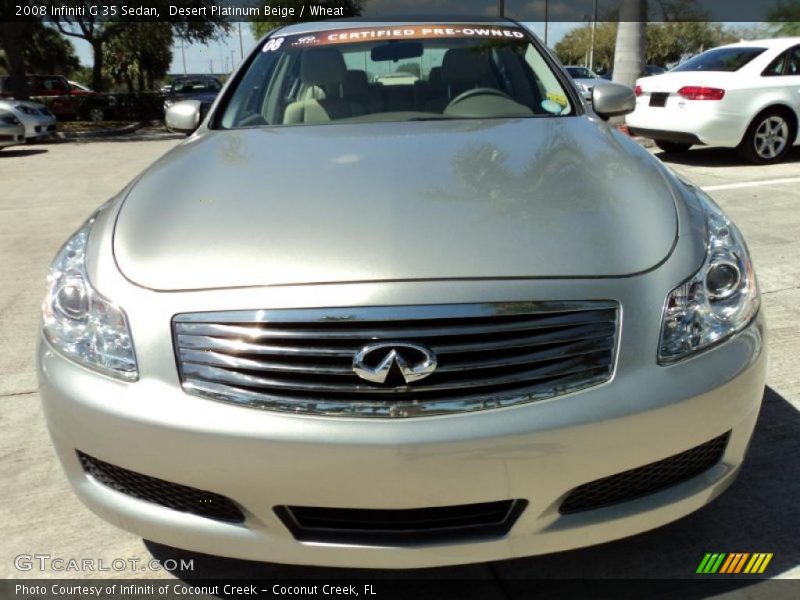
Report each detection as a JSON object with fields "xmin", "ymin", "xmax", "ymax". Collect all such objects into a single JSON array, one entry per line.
[{"xmin": 352, "ymin": 342, "xmax": 437, "ymax": 385}]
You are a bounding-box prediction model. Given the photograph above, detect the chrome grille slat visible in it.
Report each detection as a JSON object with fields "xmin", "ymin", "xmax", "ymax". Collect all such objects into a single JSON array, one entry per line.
[
  {"xmin": 178, "ymin": 349, "xmax": 355, "ymax": 375},
  {"xmin": 173, "ymin": 309, "xmax": 616, "ymax": 340},
  {"xmin": 181, "ymin": 354, "xmax": 610, "ymax": 394},
  {"xmin": 176, "ymin": 335, "xmax": 359, "ymax": 356},
  {"xmin": 173, "ymin": 302, "xmax": 619, "ymax": 418},
  {"xmin": 435, "ymin": 338, "xmax": 615, "ymax": 372}
]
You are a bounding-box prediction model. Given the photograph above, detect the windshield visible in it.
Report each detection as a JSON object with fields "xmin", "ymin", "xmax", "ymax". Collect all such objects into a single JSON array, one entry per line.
[
  {"xmin": 673, "ymin": 47, "xmax": 766, "ymax": 72},
  {"xmin": 220, "ymin": 24, "xmax": 574, "ymax": 128}
]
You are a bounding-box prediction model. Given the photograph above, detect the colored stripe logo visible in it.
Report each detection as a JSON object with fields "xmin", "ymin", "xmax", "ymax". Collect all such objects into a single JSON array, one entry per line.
[{"xmin": 697, "ymin": 553, "xmax": 773, "ymax": 574}]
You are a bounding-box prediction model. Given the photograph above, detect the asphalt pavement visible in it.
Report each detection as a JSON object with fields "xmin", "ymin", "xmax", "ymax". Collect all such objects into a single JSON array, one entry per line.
[{"xmin": 0, "ymin": 136, "xmax": 798, "ymax": 591}]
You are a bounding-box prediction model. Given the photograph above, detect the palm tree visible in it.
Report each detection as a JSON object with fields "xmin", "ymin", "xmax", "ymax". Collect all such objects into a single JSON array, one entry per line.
[{"xmin": 612, "ymin": 0, "xmax": 646, "ymax": 90}]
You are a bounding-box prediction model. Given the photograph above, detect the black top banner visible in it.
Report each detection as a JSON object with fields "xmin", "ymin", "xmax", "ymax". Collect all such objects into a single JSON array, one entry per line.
[{"xmin": 2, "ymin": 0, "xmax": 798, "ymax": 23}]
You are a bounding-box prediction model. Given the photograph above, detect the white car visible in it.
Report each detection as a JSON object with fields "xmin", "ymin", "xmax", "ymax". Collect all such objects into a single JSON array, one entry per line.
[
  {"xmin": 0, "ymin": 99, "xmax": 57, "ymax": 141},
  {"xmin": 627, "ymin": 37, "xmax": 800, "ymax": 163}
]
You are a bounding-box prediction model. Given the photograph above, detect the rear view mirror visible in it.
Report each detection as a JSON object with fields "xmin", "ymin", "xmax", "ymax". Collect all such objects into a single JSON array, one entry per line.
[{"xmin": 371, "ymin": 41, "xmax": 424, "ymax": 62}]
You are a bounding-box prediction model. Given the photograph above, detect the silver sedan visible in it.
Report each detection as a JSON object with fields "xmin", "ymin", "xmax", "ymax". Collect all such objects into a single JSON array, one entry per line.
[
  {"xmin": 39, "ymin": 19, "xmax": 765, "ymax": 568},
  {"xmin": 0, "ymin": 99, "xmax": 57, "ymax": 141}
]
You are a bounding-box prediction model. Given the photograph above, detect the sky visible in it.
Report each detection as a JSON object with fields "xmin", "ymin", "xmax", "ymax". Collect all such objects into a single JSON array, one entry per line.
[{"xmin": 69, "ymin": 22, "xmax": 579, "ymax": 77}]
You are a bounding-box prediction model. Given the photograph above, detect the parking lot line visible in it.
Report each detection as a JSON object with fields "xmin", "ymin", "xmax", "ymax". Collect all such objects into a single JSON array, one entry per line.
[{"xmin": 702, "ymin": 177, "xmax": 800, "ymax": 192}]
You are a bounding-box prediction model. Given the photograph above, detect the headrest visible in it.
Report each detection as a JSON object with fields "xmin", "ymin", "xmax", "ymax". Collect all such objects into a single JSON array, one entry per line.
[
  {"xmin": 428, "ymin": 67, "xmax": 442, "ymax": 86},
  {"xmin": 441, "ymin": 48, "xmax": 491, "ymax": 84},
  {"xmin": 301, "ymin": 48, "xmax": 347, "ymax": 86},
  {"xmin": 343, "ymin": 70, "xmax": 369, "ymax": 95}
]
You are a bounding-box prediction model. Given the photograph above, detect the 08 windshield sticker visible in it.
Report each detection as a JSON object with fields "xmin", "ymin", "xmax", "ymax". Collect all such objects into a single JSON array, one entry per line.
[{"xmin": 263, "ymin": 25, "xmax": 526, "ymax": 51}]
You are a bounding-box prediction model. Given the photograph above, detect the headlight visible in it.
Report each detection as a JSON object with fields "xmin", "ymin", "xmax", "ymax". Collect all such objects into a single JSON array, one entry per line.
[
  {"xmin": 658, "ymin": 190, "xmax": 759, "ymax": 363},
  {"xmin": 164, "ymin": 98, "xmax": 175, "ymax": 109},
  {"xmin": 42, "ymin": 218, "xmax": 138, "ymax": 380},
  {"xmin": 1, "ymin": 115, "xmax": 20, "ymax": 125}
]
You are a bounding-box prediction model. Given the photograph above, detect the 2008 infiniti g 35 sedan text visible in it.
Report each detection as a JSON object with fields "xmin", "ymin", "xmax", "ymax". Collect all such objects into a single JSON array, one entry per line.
[{"xmin": 37, "ymin": 19, "xmax": 766, "ymax": 568}]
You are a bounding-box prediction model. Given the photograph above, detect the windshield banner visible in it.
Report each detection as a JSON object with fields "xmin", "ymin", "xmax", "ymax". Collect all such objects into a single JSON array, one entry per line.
[{"xmin": 264, "ymin": 25, "xmax": 527, "ymax": 52}]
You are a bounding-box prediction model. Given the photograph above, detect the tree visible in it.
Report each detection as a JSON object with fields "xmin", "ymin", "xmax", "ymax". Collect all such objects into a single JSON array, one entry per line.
[
  {"xmin": 0, "ymin": 2, "xmax": 30, "ymax": 98},
  {"xmin": 105, "ymin": 23, "xmax": 172, "ymax": 92},
  {"xmin": 554, "ymin": 23, "xmax": 618, "ymax": 73},
  {"xmin": 22, "ymin": 23, "xmax": 81, "ymax": 75},
  {"xmin": 48, "ymin": 0, "xmax": 228, "ymax": 91},
  {"xmin": 768, "ymin": 0, "xmax": 800, "ymax": 36},
  {"xmin": 251, "ymin": 0, "xmax": 365, "ymax": 40}
]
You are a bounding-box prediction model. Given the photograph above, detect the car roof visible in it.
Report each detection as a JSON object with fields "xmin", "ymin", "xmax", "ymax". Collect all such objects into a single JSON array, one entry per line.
[
  {"xmin": 716, "ymin": 37, "xmax": 800, "ymax": 50},
  {"xmin": 276, "ymin": 16, "xmax": 516, "ymax": 37}
]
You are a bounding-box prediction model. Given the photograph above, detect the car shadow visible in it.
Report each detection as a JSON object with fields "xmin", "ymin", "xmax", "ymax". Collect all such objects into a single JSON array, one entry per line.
[
  {"xmin": 146, "ymin": 386, "xmax": 798, "ymax": 597},
  {"xmin": 0, "ymin": 148, "xmax": 48, "ymax": 157},
  {"xmin": 656, "ymin": 146, "xmax": 800, "ymax": 167}
]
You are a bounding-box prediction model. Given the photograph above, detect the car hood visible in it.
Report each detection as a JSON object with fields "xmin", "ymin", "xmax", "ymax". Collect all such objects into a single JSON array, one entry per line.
[
  {"xmin": 0, "ymin": 99, "xmax": 45, "ymax": 110},
  {"xmin": 114, "ymin": 118, "xmax": 678, "ymax": 291},
  {"xmin": 573, "ymin": 77, "xmax": 605, "ymax": 87}
]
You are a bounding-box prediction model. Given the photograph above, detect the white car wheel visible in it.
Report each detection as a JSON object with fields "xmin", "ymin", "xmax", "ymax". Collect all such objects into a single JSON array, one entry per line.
[
  {"xmin": 739, "ymin": 110, "xmax": 794, "ymax": 164},
  {"xmin": 754, "ymin": 116, "xmax": 789, "ymax": 160}
]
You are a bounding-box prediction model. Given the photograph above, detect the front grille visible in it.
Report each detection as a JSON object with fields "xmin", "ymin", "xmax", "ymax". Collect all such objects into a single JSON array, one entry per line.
[
  {"xmin": 173, "ymin": 302, "xmax": 619, "ymax": 417},
  {"xmin": 559, "ymin": 432, "xmax": 730, "ymax": 514},
  {"xmin": 275, "ymin": 500, "xmax": 527, "ymax": 545},
  {"xmin": 77, "ymin": 451, "xmax": 245, "ymax": 523}
]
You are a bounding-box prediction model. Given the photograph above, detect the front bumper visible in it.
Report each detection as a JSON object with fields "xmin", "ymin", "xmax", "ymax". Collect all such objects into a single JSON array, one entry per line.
[{"xmin": 38, "ymin": 310, "xmax": 766, "ymax": 568}]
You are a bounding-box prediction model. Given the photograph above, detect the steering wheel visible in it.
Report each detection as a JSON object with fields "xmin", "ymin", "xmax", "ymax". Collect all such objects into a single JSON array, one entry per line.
[{"xmin": 446, "ymin": 87, "xmax": 513, "ymax": 110}]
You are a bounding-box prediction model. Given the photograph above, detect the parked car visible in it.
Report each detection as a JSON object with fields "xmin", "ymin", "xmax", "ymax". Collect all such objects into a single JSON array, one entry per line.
[
  {"xmin": 565, "ymin": 65, "xmax": 606, "ymax": 101},
  {"xmin": 40, "ymin": 19, "xmax": 765, "ymax": 568},
  {"xmin": 68, "ymin": 80, "xmax": 92, "ymax": 93},
  {"xmin": 162, "ymin": 75, "xmax": 221, "ymax": 122},
  {"xmin": 627, "ymin": 38, "xmax": 800, "ymax": 162},
  {"xmin": 0, "ymin": 99, "xmax": 57, "ymax": 141},
  {"xmin": 0, "ymin": 109, "xmax": 25, "ymax": 150},
  {"xmin": 0, "ymin": 74, "xmax": 114, "ymax": 121},
  {"xmin": 602, "ymin": 64, "xmax": 666, "ymax": 80}
]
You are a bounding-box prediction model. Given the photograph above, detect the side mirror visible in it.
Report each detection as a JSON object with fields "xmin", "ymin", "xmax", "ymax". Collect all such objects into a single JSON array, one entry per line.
[
  {"xmin": 591, "ymin": 83, "xmax": 636, "ymax": 120},
  {"xmin": 165, "ymin": 99, "xmax": 202, "ymax": 134}
]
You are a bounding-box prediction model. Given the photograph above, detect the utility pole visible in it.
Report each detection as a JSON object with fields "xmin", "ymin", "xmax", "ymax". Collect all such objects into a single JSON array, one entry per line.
[
  {"xmin": 589, "ymin": 0, "xmax": 598, "ymax": 71},
  {"xmin": 498, "ymin": 0, "xmax": 504, "ymax": 17},
  {"xmin": 238, "ymin": 22, "xmax": 244, "ymax": 59},
  {"xmin": 230, "ymin": 50, "xmax": 236, "ymax": 72},
  {"xmin": 181, "ymin": 37, "xmax": 187, "ymax": 75},
  {"xmin": 544, "ymin": 0, "xmax": 549, "ymax": 46}
]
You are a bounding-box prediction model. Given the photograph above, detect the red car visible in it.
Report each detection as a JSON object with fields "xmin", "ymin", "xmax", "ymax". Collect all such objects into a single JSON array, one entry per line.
[{"xmin": 0, "ymin": 75, "xmax": 114, "ymax": 121}]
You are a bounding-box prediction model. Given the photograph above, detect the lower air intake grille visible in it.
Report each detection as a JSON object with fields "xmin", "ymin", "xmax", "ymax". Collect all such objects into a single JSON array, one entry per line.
[
  {"xmin": 559, "ymin": 432, "xmax": 730, "ymax": 514},
  {"xmin": 275, "ymin": 500, "xmax": 527, "ymax": 545},
  {"xmin": 77, "ymin": 451, "xmax": 245, "ymax": 523}
]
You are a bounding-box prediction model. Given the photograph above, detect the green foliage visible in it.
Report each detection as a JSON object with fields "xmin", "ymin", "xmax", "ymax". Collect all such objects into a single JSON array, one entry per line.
[
  {"xmin": 555, "ymin": 20, "xmax": 780, "ymax": 72},
  {"xmin": 768, "ymin": 0, "xmax": 800, "ymax": 35},
  {"xmin": 0, "ymin": 22, "xmax": 79, "ymax": 76},
  {"xmin": 105, "ymin": 23, "xmax": 172, "ymax": 92}
]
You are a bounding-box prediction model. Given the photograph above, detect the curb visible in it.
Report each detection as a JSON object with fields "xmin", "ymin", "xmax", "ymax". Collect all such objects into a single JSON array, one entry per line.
[{"xmin": 55, "ymin": 121, "xmax": 145, "ymax": 140}]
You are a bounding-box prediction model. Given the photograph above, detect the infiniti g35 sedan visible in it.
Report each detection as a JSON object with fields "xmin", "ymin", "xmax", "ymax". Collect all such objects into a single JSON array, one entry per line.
[{"xmin": 38, "ymin": 19, "xmax": 766, "ymax": 568}]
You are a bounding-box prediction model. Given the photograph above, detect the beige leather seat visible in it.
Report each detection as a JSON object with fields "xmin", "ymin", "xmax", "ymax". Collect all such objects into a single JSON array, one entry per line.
[
  {"xmin": 425, "ymin": 48, "xmax": 497, "ymax": 113},
  {"xmin": 284, "ymin": 48, "xmax": 355, "ymax": 124}
]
